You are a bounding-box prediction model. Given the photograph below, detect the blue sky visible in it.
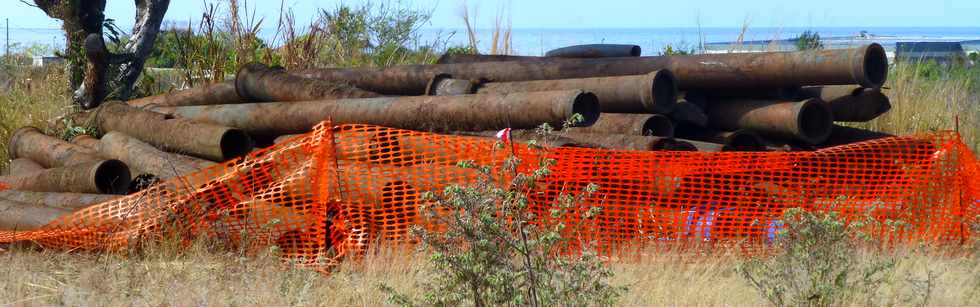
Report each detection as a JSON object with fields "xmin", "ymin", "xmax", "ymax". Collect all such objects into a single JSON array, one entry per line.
[{"xmin": 6, "ymin": 0, "xmax": 980, "ymax": 30}]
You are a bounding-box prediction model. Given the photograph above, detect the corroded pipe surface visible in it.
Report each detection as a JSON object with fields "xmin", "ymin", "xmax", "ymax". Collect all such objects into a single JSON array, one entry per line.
[
  {"xmin": 796, "ymin": 85, "xmax": 891, "ymax": 122},
  {"xmin": 0, "ymin": 190, "xmax": 119, "ymax": 210},
  {"xmin": 70, "ymin": 134, "xmax": 103, "ymax": 152},
  {"xmin": 705, "ymin": 98, "xmax": 833, "ymax": 145},
  {"xmin": 148, "ymin": 90, "xmax": 600, "ymax": 135},
  {"xmin": 295, "ymin": 44, "xmax": 887, "ymax": 95},
  {"xmin": 8, "ymin": 127, "xmax": 102, "ymax": 168},
  {"xmin": 5, "ymin": 159, "xmax": 45, "ymax": 176},
  {"xmin": 99, "ymin": 131, "xmax": 216, "ymax": 179},
  {"xmin": 83, "ymin": 102, "xmax": 254, "ymax": 161},
  {"xmin": 668, "ymin": 101, "xmax": 709, "ymax": 127},
  {"xmin": 436, "ymin": 54, "xmax": 545, "ymax": 64},
  {"xmin": 568, "ymin": 113, "xmax": 674, "ymax": 137},
  {"xmin": 0, "ymin": 159, "xmax": 131, "ymax": 194},
  {"xmin": 507, "ymin": 130, "xmax": 687, "ymax": 151},
  {"xmin": 235, "ymin": 63, "xmax": 382, "ymax": 102},
  {"xmin": 425, "ymin": 74, "xmax": 478, "ymax": 96},
  {"xmin": 689, "ymin": 87, "xmax": 801, "ymax": 100},
  {"xmin": 126, "ymin": 81, "xmax": 248, "ymax": 108},
  {"xmin": 471, "ymin": 70, "xmax": 678, "ymax": 114},
  {"xmin": 545, "ymin": 44, "xmax": 642, "ymax": 58},
  {"xmin": 675, "ymin": 127, "xmax": 768, "ymax": 151},
  {"xmin": 0, "ymin": 198, "xmax": 71, "ymax": 230}
]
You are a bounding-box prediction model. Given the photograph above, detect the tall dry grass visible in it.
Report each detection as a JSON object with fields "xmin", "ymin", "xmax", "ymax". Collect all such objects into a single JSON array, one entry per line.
[{"xmin": 0, "ymin": 66, "xmax": 75, "ymax": 170}]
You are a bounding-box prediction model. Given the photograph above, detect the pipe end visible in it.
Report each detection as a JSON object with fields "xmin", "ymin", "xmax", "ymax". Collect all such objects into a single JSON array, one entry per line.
[
  {"xmin": 220, "ymin": 129, "xmax": 255, "ymax": 161},
  {"xmin": 723, "ymin": 130, "xmax": 768, "ymax": 152},
  {"xmin": 857, "ymin": 43, "xmax": 888, "ymax": 88},
  {"xmin": 643, "ymin": 70, "xmax": 679, "ymax": 114},
  {"xmin": 8, "ymin": 126, "xmax": 42, "ymax": 160},
  {"xmin": 570, "ymin": 92, "xmax": 601, "ymax": 128},
  {"xmin": 642, "ymin": 114, "xmax": 675, "ymax": 137},
  {"xmin": 235, "ymin": 62, "xmax": 274, "ymax": 101},
  {"xmin": 94, "ymin": 159, "xmax": 133, "ymax": 195},
  {"xmin": 797, "ymin": 98, "xmax": 834, "ymax": 145},
  {"xmin": 628, "ymin": 45, "xmax": 642, "ymax": 57}
]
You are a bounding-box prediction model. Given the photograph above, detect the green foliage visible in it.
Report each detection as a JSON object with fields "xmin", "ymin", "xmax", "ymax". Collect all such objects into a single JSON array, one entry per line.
[
  {"xmin": 738, "ymin": 207, "xmax": 894, "ymax": 306},
  {"xmin": 383, "ymin": 116, "xmax": 625, "ymax": 307},
  {"xmin": 795, "ymin": 30, "xmax": 824, "ymax": 51},
  {"xmin": 660, "ymin": 43, "xmax": 696, "ymax": 56},
  {"xmin": 969, "ymin": 51, "xmax": 978, "ymax": 63}
]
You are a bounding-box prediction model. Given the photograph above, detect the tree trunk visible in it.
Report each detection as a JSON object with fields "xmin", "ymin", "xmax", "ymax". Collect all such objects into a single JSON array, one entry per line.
[{"xmin": 113, "ymin": 0, "xmax": 170, "ymax": 100}]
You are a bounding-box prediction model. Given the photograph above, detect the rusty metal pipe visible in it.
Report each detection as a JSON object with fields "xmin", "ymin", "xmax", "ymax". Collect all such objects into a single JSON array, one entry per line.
[
  {"xmin": 668, "ymin": 100, "xmax": 708, "ymax": 127},
  {"xmin": 8, "ymin": 127, "xmax": 102, "ymax": 168},
  {"xmin": 126, "ymin": 81, "xmax": 248, "ymax": 108},
  {"xmin": 0, "ymin": 159, "xmax": 131, "ymax": 194},
  {"xmin": 545, "ymin": 44, "xmax": 642, "ymax": 58},
  {"xmin": 5, "ymin": 159, "xmax": 45, "ymax": 176},
  {"xmin": 436, "ymin": 54, "xmax": 545, "ymax": 64},
  {"xmin": 98, "ymin": 131, "xmax": 216, "ymax": 179},
  {"xmin": 0, "ymin": 190, "xmax": 119, "ymax": 210},
  {"xmin": 705, "ymin": 98, "xmax": 833, "ymax": 145},
  {"xmin": 147, "ymin": 90, "xmax": 600, "ymax": 135},
  {"xmin": 470, "ymin": 70, "xmax": 678, "ymax": 114},
  {"xmin": 70, "ymin": 134, "xmax": 102, "ymax": 152},
  {"xmin": 675, "ymin": 127, "xmax": 768, "ymax": 152},
  {"xmin": 295, "ymin": 44, "xmax": 887, "ymax": 95},
  {"xmin": 568, "ymin": 113, "xmax": 674, "ymax": 137},
  {"xmin": 0, "ymin": 198, "xmax": 71, "ymax": 230},
  {"xmin": 425, "ymin": 74, "xmax": 478, "ymax": 96},
  {"xmin": 83, "ymin": 102, "xmax": 254, "ymax": 161},
  {"xmin": 235, "ymin": 63, "xmax": 382, "ymax": 102},
  {"xmin": 500, "ymin": 130, "xmax": 689, "ymax": 151},
  {"xmin": 796, "ymin": 85, "xmax": 891, "ymax": 122}
]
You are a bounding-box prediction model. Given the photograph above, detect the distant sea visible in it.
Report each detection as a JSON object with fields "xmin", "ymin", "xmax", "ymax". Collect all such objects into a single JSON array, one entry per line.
[{"xmin": 5, "ymin": 26, "xmax": 980, "ymax": 56}]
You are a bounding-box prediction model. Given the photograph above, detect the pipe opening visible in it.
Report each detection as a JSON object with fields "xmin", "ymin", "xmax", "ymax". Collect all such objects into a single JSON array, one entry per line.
[
  {"xmin": 726, "ymin": 131, "xmax": 767, "ymax": 152},
  {"xmin": 220, "ymin": 129, "xmax": 255, "ymax": 160},
  {"xmin": 642, "ymin": 115, "xmax": 675, "ymax": 137},
  {"xmin": 651, "ymin": 70, "xmax": 678, "ymax": 113},
  {"xmin": 863, "ymin": 44, "xmax": 888, "ymax": 87},
  {"xmin": 629, "ymin": 45, "xmax": 642, "ymax": 57},
  {"xmin": 95, "ymin": 159, "xmax": 132, "ymax": 195},
  {"xmin": 570, "ymin": 92, "xmax": 600, "ymax": 127},
  {"xmin": 797, "ymin": 99, "xmax": 834, "ymax": 145}
]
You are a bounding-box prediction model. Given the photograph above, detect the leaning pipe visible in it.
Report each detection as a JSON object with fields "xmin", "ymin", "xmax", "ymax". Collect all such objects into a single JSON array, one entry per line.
[
  {"xmin": 98, "ymin": 131, "xmax": 216, "ymax": 179},
  {"xmin": 294, "ymin": 44, "xmax": 887, "ymax": 95},
  {"xmin": 81, "ymin": 102, "xmax": 254, "ymax": 161},
  {"xmin": 147, "ymin": 90, "xmax": 600, "ymax": 135},
  {"xmin": 0, "ymin": 160, "xmax": 131, "ymax": 194},
  {"xmin": 5, "ymin": 159, "xmax": 45, "ymax": 176},
  {"xmin": 0, "ymin": 190, "xmax": 119, "ymax": 210},
  {"xmin": 796, "ymin": 85, "xmax": 891, "ymax": 122},
  {"xmin": 235, "ymin": 63, "xmax": 382, "ymax": 102},
  {"xmin": 568, "ymin": 113, "xmax": 674, "ymax": 137},
  {"xmin": 8, "ymin": 126, "xmax": 102, "ymax": 168},
  {"xmin": 458, "ymin": 70, "xmax": 678, "ymax": 114},
  {"xmin": 0, "ymin": 198, "xmax": 71, "ymax": 231},
  {"xmin": 546, "ymin": 44, "xmax": 642, "ymax": 58},
  {"xmin": 705, "ymin": 98, "xmax": 833, "ymax": 145},
  {"xmin": 126, "ymin": 81, "xmax": 248, "ymax": 108}
]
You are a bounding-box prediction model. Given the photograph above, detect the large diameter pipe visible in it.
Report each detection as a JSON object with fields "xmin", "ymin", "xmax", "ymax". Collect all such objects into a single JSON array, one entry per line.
[
  {"xmin": 99, "ymin": 131, "xmax": 216, "ymax": 179},
  {"xmin": 0, "ymin": 190, "xmax": 119, "ymax": 210},
  {"xmin": 294, "ymin": 44, "xmax": 887, "ymax": 95},
  {"xmin": 126, "ymin": 81, "xmax": 248, "ymax": 108},
  {"xmin": 796, "ymin": 85, "xmax": 891, "ymax": 122},
  {"xmin": 470, "ymin": 70, "xmax": 678, "ymax": 114},
  {"xmin": 84, "ymin": 102, "xmax": 254, "ymax": 161},
  {"xmin": 436, "ymin": 54, "xmax": 546, "ymax": 64},
  {"xmin": 545, "ymin": 44, "xmax": 642, "ymax": 58},
  {"xmin": 705, "ymin": 98, "xmax": 833, "ymax": 145},
  {"xmin": 5, "ymin": 159, "xmax": 45, "ymax": 176},
  {"xmin": 235, "ymin": 63, "xmax": 382, "ymax": 102},
  {"xmin": 8, "ymin": 127, "xmax": 103, "ymax": 168},
  {"xmin": 668, "ymin": 100, "xmax": 708, "ymax": 127},
  {"xmin": 675, "ymin": 127, "xmax": 769, "ymax": 152},
  {"xmin": 0, "ymin": 160, "xmax": 131, "ymax": 194},
  {"xmin": 568, "ymin": 113, "xmax": 674, "ymax": 137},
  {"xmin": 148, "ymin": 90, "xmax": 600, "ymax": 135},
  {"xmin": 0, "ymin": 198, "xmax": 71, "ymax": 230}
]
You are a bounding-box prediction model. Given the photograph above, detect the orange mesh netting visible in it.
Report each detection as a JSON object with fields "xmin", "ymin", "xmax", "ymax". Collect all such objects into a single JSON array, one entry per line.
[{"xmin": 1, "ymin": 123, "xmax": 978, "ymax": 271}]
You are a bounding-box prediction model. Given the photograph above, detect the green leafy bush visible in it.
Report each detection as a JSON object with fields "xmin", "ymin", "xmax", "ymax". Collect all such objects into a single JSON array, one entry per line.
[{"xmin": 795, "ymin": 30, "xmax": 823, "ymax": 51}]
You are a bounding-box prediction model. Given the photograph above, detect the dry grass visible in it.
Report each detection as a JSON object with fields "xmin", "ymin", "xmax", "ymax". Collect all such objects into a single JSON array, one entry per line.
[
  {"xmin": 0, "ymin": 243, "xmax": 977, "ymax": 306},
  {"xmin": 0, "ymin": 66, "xmax": 75, "ymax": 170}
]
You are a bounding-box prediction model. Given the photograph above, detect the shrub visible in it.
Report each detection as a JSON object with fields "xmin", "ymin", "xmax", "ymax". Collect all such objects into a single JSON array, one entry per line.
[
  {"xmin": 383, "ymin": 117, "xmax": 626, "ymax": 306},
  {"xmin": 795, "ymin": 30, "xmax": 823, "ymax": 51}
]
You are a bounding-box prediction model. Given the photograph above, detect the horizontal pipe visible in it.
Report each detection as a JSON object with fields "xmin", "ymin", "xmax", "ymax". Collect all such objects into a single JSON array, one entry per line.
[
  {"xmin": 8, "ymin": 127, "xmax": 103, "ymax": 168},
  {"xmin": 688, "ymin": 86, "xmax": 801, "ymax": 100},
  {"xmin": 425, "ymin": 74, "xmax": 478, "ymax": 96},
  {"xmin": 0, "ymin": 190, "xmax": 119, "ymax": 210},
  {"xmin": 147, "ymin": 90, "xmax": 600, "ymax": 135},
  {"xmin": 5, "ymin": 158, "xmax": 45, "ymax": 176},
  {"xmin": 436, "ymin": 54, "xmax": 545, "ymax": 64},
  {"xmin": 568, "ymin": 113, "xmax": 674, "ymax": 137},
  {"xmin": 705, "ymin": 98, "xmax": 833, "ymax": 145},
  {"xmin": 674, "ymin": 127, "xmax": 769, "ymax": 152},
  {"xmin": 487, "ymin": 130, "xmax": 692, "ymax": 151},
  {"xmin": 98, "ymin": 131, "xmax": 216, "ymax": 179},
  {"xmin": 0, "ymin": 159, "xmax": 131, "ymax": 194},
  {"xmin": 82, "ymin": 102, "xmax": 254, "ymax": 162},
  {"xmin": 70, "ymin": 134, "xmax": 102, "ymax": 152},
  {"xmin": 235, "ymin": 63, "xmax": 382, "ymax": 102},
  {"xmin": 126, "ymin": 81, "xmax": 248, "ymax": 108},
  {"xmin": 294, "ymin": 44, "xmax": 887, "ymax": 95},
  {"xmin": 0, "ymin": 198, "xmax": 71, "ymax": 230},
  {"xmin": 668, "ymin": 101, "xmax": 708, "ymax": 127},
  {"xmin": 797, "ymin": 85, "xmax": 891, "ymax": 122},
  {"xmin": 545, "ymin": 44, "xmax": 642, "ymax": 58},
  {"xmin": 470, "ymin": 70, "xmax": 678, "ymax": 114}
]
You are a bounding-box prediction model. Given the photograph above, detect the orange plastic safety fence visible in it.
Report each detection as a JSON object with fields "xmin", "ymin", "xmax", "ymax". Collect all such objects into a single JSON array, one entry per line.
[{"xmin": 1, "ymin": 123, "xmax": 978, "ymax": 271}]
